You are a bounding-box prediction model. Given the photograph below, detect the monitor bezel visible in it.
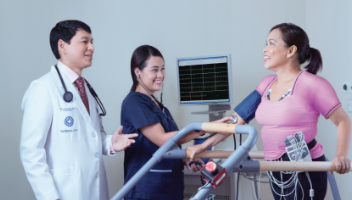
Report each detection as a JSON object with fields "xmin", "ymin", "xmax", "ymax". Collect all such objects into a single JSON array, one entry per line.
[{"xmin": 176, "ymin": 54, "xmax": 233, "ymax": 106}]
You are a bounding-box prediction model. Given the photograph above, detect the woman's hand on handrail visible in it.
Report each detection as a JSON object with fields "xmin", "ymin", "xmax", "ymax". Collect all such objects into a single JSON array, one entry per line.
[
  {"xmin": 183, "ymin": 158, "xmax": 204, "ymax": 172},
  {"xmin": 187, "ymin": 114, "xmax": 245, "ymax": 161},
  {"xmin": 331, "ymin": 155, "xmax": 351, "ymax": 175},
  {"xmin": 207, "ymin": 116, "xmax": 233, "ymax": 136},
  {"xmin": 186, "ymin": 144, "xmax": 207, "ymax": 161},
  {"xmin": 329, "ymin": 107, "xmax": 351, "ymax": 174}
]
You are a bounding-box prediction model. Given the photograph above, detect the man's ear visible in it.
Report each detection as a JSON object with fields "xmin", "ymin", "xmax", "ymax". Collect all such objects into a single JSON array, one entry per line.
[
  {"xmin": 58, "ymin": 39, "xmax": 66, "ymax": 56},
  {"xmin": 287, "ymin": 45, "xmax": 298, "ymax": 58}
]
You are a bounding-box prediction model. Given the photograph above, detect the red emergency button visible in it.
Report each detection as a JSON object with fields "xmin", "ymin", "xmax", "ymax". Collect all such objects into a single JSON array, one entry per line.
[{"xmin": 205, "ymin": 161, "xmax": 217, "ymax": 172}]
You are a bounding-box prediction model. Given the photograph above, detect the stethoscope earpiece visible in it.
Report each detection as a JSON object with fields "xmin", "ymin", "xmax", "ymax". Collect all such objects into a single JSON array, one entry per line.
[{"xmin": 63, "ymin": 91, "xmax": 73, "ymax": 102}]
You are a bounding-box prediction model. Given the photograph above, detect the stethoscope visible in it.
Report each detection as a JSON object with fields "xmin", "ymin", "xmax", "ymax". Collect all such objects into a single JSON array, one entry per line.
[
  {"xmin": 137, "ymin": 74, "xmax": 178, "ymax": 130},
  {"xmin": 55, "ymin": 65, "xmax": 106, "ymax": 116}
]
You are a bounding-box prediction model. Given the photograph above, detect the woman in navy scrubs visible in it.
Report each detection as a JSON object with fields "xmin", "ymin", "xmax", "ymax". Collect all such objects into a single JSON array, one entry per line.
[{"xmin": 121, "ymin": 45, "xmax": 230, "ymax": 200}]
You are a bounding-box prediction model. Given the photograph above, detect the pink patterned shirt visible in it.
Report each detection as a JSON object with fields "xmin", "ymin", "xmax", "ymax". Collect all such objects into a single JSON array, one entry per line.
[{"xmin": 255, "ymin": 71, "xmax": 341, "ymax": 160}]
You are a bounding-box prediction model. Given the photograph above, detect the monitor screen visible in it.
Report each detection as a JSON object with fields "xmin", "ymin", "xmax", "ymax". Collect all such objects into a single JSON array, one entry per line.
[{"xmin": 177, "ymin": 55, "xmax": 232, "ymax": 105}]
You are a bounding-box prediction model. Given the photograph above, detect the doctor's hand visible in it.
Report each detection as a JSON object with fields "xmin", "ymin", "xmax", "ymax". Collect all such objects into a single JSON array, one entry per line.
[
  {"xmin": 183, "ymin": 158, "xmax": 204, "ymax": 172},
  {"xmin": 111, "ymin": 126, "xmax": 138, "ymax": 152}
]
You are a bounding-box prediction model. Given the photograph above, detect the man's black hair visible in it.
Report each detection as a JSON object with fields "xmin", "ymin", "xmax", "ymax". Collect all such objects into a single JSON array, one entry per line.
[{"xmin": 50, "ymin": 20, "xmax": 91, "ymax": 59}]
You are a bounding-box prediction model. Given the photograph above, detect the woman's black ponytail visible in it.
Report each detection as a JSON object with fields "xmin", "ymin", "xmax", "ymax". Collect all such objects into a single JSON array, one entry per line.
[{"xmin": 305, "ymin": 47, "xmax": 323, "ymax": 75}]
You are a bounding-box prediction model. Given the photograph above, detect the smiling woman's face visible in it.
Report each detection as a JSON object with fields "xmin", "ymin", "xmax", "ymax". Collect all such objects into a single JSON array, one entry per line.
[
  {"xmin": 263, "ymin": 28, "xmax": 290, "ymax": 71},
  {"xmin": 136, "ymin": 56, "xmax": 165, "ymax": 94}
]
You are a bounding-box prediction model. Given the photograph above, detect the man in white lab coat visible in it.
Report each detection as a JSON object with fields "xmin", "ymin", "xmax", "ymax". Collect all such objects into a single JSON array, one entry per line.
[{"xmin": 20, "ymin": 20, "xmax": 137, "ymax": 200}]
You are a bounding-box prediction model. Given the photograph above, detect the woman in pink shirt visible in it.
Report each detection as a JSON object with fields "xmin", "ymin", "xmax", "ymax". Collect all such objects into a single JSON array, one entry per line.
[{"xmin": 187, "ymin": 23, "xmax": 351, "ymax": 200}]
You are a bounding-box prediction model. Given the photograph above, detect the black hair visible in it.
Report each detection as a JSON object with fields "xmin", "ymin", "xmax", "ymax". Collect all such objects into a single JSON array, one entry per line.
[
  {"xmin": 270, "ymin": 23, "xmax": 323, "ymax": 75},
  {"xmin": 50, "ymin": 20, "xmax": 91, "ymax": 59},
  {"xmin": 130, "ymin": 45, "xmax": 164, "ymax": 91}
]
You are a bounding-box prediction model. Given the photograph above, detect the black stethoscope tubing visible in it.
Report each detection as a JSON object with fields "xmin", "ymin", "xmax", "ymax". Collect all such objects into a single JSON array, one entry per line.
[{"xmin": 55, "ymin": 65, "xmax": 106, "ymax": 116}]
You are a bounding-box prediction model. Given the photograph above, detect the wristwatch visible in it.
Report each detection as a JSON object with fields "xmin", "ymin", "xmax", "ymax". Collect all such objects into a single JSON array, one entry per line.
[{"xmin": 227, "ymin": 114, "xmax": 238, "ymax": 124}]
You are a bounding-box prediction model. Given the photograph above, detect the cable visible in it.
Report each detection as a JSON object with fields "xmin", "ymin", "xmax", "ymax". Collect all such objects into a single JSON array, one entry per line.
[
  {"xmin": 258, "ymin": 172, "xmax": 261, "ymax": 200},
  {"xmin": 236, "ymin": 172, "xmax": 240, "ymax": 200},
  {"xmin": 305, "ymin": 172, "xmax": 314, "ymax": 200},
  {"xmin": 160, "ymin": 83, "xmax": 163, "ymax": 103},
  {"xmin": 268, "ymin": 171, "xmax": 299, "ymax": 198},
  {"xmin": 267, "ymin": 131, "xmax": 315, "ymax": 200},
  {"xmin": 198, "ymin": 180, "xmax": 211, "ymax": 191},
  {"xmin": 235, "ymin": 134, "xmax": 242, "ymax": 200},
  {"xmin": 267, "ymin": 159, "xmax": 299, "ymax": 199},
  {"xmin": 193, "ymin": 133, "xmax": 216, "ymax": 140},
  {"xmin": 280, "ymin": 171, "xmax": 283, "ymax": 200},
  {"xmin": 267, "ymin": 133, "xmax": 311, "ymax": 200}
]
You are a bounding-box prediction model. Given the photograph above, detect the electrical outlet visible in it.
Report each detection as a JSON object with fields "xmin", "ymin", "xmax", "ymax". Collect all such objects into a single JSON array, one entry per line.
[{"xmin": 347, "ymin": 101, "xmax": 352, "ymax": 112}]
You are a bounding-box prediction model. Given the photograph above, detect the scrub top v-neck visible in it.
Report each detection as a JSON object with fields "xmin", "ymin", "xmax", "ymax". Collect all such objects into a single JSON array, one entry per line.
[{"xmin": 120, "ymin": 91, "xmax": 184, "ymax": 200}]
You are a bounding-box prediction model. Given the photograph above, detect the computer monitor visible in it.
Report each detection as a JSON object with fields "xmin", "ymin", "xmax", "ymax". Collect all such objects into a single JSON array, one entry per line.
[{"xmin": 176, "ymin": 55, "xmax": 233, "ymax": 120}]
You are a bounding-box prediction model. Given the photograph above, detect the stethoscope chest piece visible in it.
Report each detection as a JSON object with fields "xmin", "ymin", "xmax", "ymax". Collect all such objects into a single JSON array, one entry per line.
[
  {"xmin": 63, "ymin": 91, "xmax": 73, "ymax": 102},
  {"xmin": 55, "ymin": 65, "xmax": 106, "ymax": 116}
]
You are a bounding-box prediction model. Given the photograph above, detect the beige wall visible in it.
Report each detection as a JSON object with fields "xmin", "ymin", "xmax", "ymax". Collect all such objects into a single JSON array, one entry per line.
[{"xmin": 1, "ymin": 0, "xmax": 350, "ymax": 199}]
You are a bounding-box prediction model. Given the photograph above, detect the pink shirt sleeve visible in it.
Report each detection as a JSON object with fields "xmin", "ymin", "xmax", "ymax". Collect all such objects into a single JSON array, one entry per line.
[
  {"xmin": 255, "ymin": 75, "xmax": 277, "ymax": 96},
  {"xmin": 310, "ymin": 76, "xmax": 341, "ymax": 119}
]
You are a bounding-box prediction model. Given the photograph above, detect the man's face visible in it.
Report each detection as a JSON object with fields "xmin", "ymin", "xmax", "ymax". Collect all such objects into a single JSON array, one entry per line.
[{"xmin": 61, "ymin": 29, "xmax": 94, "ymax": 71}]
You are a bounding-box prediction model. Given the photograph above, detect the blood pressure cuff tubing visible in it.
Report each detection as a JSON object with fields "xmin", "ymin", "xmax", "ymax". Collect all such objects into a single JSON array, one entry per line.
[{"xmin": 234, "ymin": 90, "xmax": 261, "ymax": 124}]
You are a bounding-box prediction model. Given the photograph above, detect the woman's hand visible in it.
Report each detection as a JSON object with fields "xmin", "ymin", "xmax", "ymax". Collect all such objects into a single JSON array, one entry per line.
[
  {"xmin": 186, "ymin": 144, "xmax": 207, "ymax": 161},
  {"xmin": 329, "ymin": 107, "xmax": 352, "ymax": 175},
  {"xmin": 330, "ymin": 155, "xmax": 351, "ymax": 175},
  {"xmin": 206, "ymin": 116, "xmax": 233, "ymax": 136},
  {"xmin": 211, "ymin": 116, "xmax": 233, "ymax": 124},
  {"xmin": 183, "ymin": 158, "xmax": 204, "ymax": 172}
]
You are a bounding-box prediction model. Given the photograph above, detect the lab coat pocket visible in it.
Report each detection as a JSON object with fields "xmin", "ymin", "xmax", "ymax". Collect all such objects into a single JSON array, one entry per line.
[
  {"xmin": 49, "ymin": 167, "xmax": 79, "ymax": 175},
  {"xmin": 50, "ymin": 167, "xmax": 82, "ymax": 199}
]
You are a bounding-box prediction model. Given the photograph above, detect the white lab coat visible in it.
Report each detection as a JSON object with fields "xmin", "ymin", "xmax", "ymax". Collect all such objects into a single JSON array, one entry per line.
[{"xmin": 20, "ymin": 66, "xmax": 113, "ymax": 200}]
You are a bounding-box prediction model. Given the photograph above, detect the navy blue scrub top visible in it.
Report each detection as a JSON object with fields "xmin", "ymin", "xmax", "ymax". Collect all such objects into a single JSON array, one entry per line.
[{"xmin": 121, "ymin": 91, "xmax": 184, "ymax": 200}]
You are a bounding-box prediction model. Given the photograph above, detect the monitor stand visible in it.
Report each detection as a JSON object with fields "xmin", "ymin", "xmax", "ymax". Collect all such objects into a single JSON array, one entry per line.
[{"xmin": 191, "ymin": 104, "xmax": 231, "ymax": 121}]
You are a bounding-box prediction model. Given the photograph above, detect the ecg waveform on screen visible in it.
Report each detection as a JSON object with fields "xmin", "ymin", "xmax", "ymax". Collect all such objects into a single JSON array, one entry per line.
[{"xmin": 179, "ymin": 63, "xmax": 230, "ymax": 102}]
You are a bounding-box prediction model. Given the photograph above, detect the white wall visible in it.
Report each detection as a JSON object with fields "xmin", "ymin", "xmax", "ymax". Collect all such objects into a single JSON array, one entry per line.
[
  {"xmin": 1, "ymin": 0, "xmax": 350, "ymax": 199},
  {"xmin": 305, "ymin": 1, "xmax": 352, "ymax": 199}
]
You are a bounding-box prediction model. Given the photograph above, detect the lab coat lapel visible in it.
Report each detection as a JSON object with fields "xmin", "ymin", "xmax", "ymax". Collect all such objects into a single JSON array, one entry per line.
[
  {"xmin": 50, "ymin": 66, "xmax": 95, "ymax": 129},
  {"xmin": 86, "ymin": 82, "xmax": 99, "ymax": 122}
]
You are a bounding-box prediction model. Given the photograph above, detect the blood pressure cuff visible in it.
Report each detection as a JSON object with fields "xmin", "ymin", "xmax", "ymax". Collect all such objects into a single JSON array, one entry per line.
[{"xmin": 234, "ymin": 90, "xmax": 261, "ymax": 123}]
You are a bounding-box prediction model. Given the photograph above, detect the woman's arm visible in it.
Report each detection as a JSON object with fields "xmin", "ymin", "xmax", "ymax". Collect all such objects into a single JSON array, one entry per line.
[
  {"xmin": 186, "ymin": 112, "xmax": 246, "ymax": 160},
  {"xmin": 139, "ymin": 123, "xmax": 199, "ymax": 147},
  {"xmin": 139, "ymin": 116, "xmax": 232, "ymax": 147},
  {"xmin": 186, "ymin": 89, "xmax": 263, "ymax": 160},
  {"xmin": 329, "ymin": 107, "xmax": 351, "ymax": 174}
]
